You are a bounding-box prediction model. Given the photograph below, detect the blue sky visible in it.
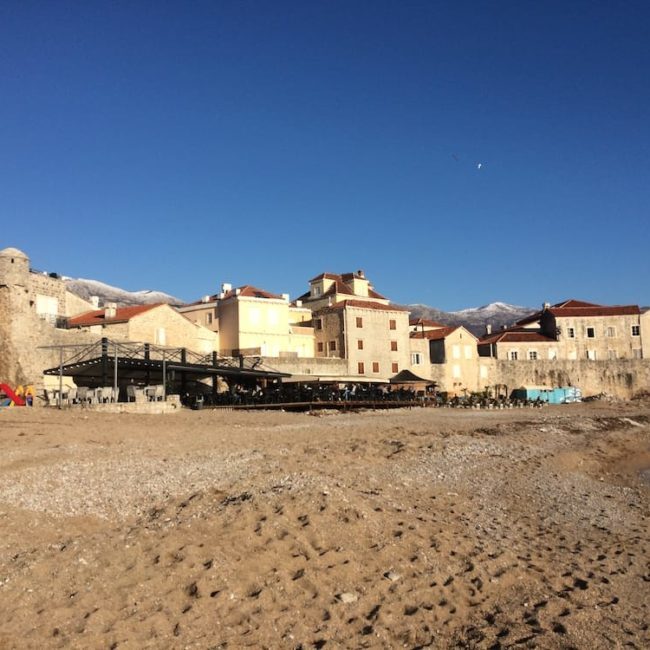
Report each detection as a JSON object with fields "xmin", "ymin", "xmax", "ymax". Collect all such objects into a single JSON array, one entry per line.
[{"xmin": 1, "ymin": 1, "xmax": 648, "ymax": 310}]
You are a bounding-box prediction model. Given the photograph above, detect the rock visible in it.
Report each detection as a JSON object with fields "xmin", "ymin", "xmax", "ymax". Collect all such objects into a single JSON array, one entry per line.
[
  {"xmin": 384, "ymin": 571, "xmax": 401, "ymax": 582},
  {"xmin": 338, "ymin": 592, "xmax": 358, "ymax": 603}
]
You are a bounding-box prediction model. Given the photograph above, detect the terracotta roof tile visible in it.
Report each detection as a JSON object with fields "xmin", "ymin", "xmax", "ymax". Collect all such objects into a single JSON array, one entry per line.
[
  {"xmin": 479, "ymin": 330, "xmax": 556, "ymax": 345},
  {"xmin": 549, "ymin": 305, "xmax": 640, "ymax": 317},
  {"xmin": 410, "ymin": 326, "xmax": 471, "ymax": 341},
  {"xmin": 68, "ymin": 304, "xmax": 160, "ymax": 327},
  {"xmin": 221, "ymin": 285, "xmax": 284, "ymax": 300},
  {"xmin": 410, "ymin": 317, "xmax": 447, "ymax": 328},
  {"xmin": 322, "ymin": 299, "xmax": 408, "ymax": 313}
]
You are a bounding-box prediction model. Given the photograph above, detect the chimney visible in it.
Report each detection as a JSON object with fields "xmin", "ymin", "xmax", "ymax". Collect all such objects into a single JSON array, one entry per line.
[
  {"xmin": 357, "ymin": 269, "xmax": 365, "ymax": 278},
  {"xmin": 282, "ymin": 293, "xmax": 289, "ymax": 302},
  {"xmin": 543, "ymin": 302, "xmax": 551, "ymax": 310},
  {"xmin": 201, "ymin": 295, "xmax": 211, "ymax": 303},
  {"xmin": 105, "ymin": 303, "xmax": 117, "ymax": 319},
  {"xmin": 90, "ymin": 295, "xmax": 100, "ymax": 309},
  {"xmin": 485, "ymin": 324, "xmax": 492, "ymax": 335},
  {"xmin": 221, "ymin": 282, "xmax": 232, "ymax": 293},
  {"xmin": 296, "ymin": 299, "xmax": 302, "ymax": 308}
]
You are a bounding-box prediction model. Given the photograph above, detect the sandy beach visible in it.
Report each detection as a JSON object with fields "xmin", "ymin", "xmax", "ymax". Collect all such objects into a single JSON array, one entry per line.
[{"xmin": 0, "ymin": 402, "xmax": 648, "ymax": 649}]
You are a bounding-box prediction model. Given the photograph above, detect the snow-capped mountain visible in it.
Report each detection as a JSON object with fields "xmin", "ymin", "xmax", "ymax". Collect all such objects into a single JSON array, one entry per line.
[
  {"xmin": 64, "ymin": 278, "xmax": 183, "ymax": 308},
  {"xmin": 405, "ymin": 301, "xmax": 535, "ymax": 336}
]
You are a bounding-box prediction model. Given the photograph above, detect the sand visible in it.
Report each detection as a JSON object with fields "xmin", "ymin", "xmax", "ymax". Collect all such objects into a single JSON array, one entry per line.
[{"xmin": 0, "ymin": 401, "xmax": 648, "ymax": 649}]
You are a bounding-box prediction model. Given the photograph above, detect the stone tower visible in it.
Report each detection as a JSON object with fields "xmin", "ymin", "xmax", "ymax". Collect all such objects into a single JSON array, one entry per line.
[{"xmin": 0, "ymin": 247, "xmax": 30, "ymax": 288}]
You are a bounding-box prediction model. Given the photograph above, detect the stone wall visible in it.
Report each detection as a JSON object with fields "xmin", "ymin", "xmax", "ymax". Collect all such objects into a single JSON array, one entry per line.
[
  {"xmin": 260, "ymin": 356, "xmax": 349, "ymax": 378},
  {"xmin": 0, "ymin": 283, "xmax": 100, "ymax": 387},
  {"xmin": 491, "ymin": 359, "xmax": 650, "ymax": 399}
]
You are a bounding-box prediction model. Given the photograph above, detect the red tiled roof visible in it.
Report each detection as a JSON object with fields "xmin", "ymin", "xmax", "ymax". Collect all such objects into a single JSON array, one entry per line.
[
  {"xmin": 553, "ymin": 299, "xmax": 601, "ymax": 309},
  {"xmin": 68, "ymin": 304, "xmax": 160, "ymax": 327},
  {"xmin": 410, "ymin": 326, "xmax": 459, "ymax": 341},
  {"xmin": 410, "ymin": 317, "xmax": 446, "ymax": 328},
  {"xmin": 516, "ymin": 299, "xmax": 640, "ymax": 325},
  {"xmin": 479, "ymin": 330, "xmax": 556, "ymax": 345},
  {"xmin": 322, "ymin": 299, "xmax": 408, "ymax": 313},
  {"xmin": 549, "ymin": 305, "xmax": 640, "ymax": 317},
  {"xmin": 308, "ymin": 272, "xmax": 343, "ymax": 283},
  {"xmin": 221, "ymin": 285, "xmax": 284, "ymax": 300},
  {"xmin": 308, "ymin": 271, "xmax": 386, "ymax": 298}
]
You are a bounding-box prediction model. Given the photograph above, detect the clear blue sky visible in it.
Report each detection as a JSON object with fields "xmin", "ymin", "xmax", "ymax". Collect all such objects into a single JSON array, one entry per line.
[{"xmin": 2, "ymin": 1, "xmax": 648, "ymax": 310}]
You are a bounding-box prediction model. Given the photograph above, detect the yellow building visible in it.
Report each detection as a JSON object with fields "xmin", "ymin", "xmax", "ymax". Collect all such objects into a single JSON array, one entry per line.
[{"xmin": 180, "ymin": 284, "xmax": 314, "ymax": 358}]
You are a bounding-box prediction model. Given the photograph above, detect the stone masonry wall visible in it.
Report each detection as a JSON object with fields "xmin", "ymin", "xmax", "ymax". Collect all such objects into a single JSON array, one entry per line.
[{"xmin": 492, "ymin": 359, "xmax": 650, "ymax": 399}]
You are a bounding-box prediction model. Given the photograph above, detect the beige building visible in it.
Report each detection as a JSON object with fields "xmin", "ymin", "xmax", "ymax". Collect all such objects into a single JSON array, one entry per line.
[
  {"xmin": 67, "ymin": 303, "xmax": 218, "ymax": 354},
  {"xmin": 313, "ymin": 299, "xmax": 411, "ymax": 378},
  {"xmin": 479, "ymin": 299, "xmax": 646, "ymax": 361},
  {"xmin": 180, "ymin": 284, "xmax": 314, "ymax": 358},
  {"xmin": 298, "ymin": 271, "xmax": 390, "ymax": 312},
  {"xmin": 411, "ymin": 325, "xmax": 489, "ymax": 394},
  {"xmin": 297, "ymin": 270, "xmax": 412, "ymax": 379}
]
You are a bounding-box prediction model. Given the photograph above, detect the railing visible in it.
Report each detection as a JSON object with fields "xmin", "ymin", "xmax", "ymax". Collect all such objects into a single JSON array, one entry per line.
[{"xmin": 54, "ymin": 338, "xmax": 282, "ymax": 373}]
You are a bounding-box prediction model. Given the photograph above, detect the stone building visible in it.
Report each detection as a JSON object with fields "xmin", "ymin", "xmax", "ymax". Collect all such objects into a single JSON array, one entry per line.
[
  {"xmin": 478, "ymin": 299, "xmax": 647, "ymax": 361},
  {"xmin": 67, "ymin": 304, "xmax": 218, "ymax": 354},
  {"xmin": 0, "ymin": 247, "xmax": 97, "ymax": 386},
  {"xmin": 296, "ymin": 271, "xmax": 411, "ymax": 379},
  {"xmin": 411, "ymin": 325, "xmax": 489, "ymax": 394}
]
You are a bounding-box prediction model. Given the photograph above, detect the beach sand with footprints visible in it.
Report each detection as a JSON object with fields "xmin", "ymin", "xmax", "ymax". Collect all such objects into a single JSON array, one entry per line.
[{"xmin": 0, "ymin": 401, "xmax": 648, "ymax": 649}]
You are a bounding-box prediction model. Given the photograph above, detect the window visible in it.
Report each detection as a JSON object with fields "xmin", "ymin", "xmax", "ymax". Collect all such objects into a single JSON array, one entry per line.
[
  {"xmin": 314, "ymin": 318, "xmax": 322, "ymax": 330},
  {"xmin": 464, "ymin": 345, "xmax": 472, "ymax": 359},
  {"xmin": 606, "ymin": 326, "xmax": 616, "ymax": 337},
  {"xmin": 586, "ymin": 327, "xmax": 595, "ymax": 338},
  {"xmin": 411, "ymin": 352, "xmax": 422, "ymax": 365},
  {"xmin": 313, "ymin": 286, "xmax": 322, "ymax": 297},
  {"xmin": 391, "ymin": 362, "xmax": 399, "ymax": 373},
  {"xmin": 356, "ymin": 317, "xmax": 363, "ymax": 328},
  {"xmin": 633, "ymin": 349, "xmax": 643, "ymax": 359},
  {"xmin": 509, "ymin": 350, "xmax": 518, "ymax": 360},
  {"xmin": 206, "ymin": 313, "xmax": 213, "ymax": 325},
  {"xmin": 587, "ymin": 349, "xmax": 596, "ymax": 360},
  {"xmin": 607, "ymin": 349, "xmax": 617, "ymax": 360},
  {"xmin": 528, "ymin": 350, "xmax": 538, "ymax": 360},
  {"xmin": 358, "ymin": 362, "xmax": 365, "ymax": 374},
  {"xmin": 632, "ymin": 325, "xmax": 640, "ymax": 336},
  {"xmin": 329, "ymin": 340, "xmax": 336, "ymax": 351},
  {"xmin": 452, "ymin": 364, "xmax": 461, "ymax": 378},
  {"xmin": 480, "ymin": 365, "xmax": 488, "ymax": 379},
  {"xmin": 390, "ymin": 341, "xmax": 398, "ymax": 351},
  {"xmin": 548, "ymin": 348, "xmax": 557, "ymax": 360},
  {"xmin": 372, "ymin": 361, "xmax": 379, "ymax": 373},
  {"xmin": 389, "ymin": 319, "xmax": 396, "ymax": 330},
  {"xmin": 452, "ymin": 344, "xmax": 460, "ymax": 359},
  {"xmin": 567, "ymin": 327, "xmax": 575, "ymax": 338},
  {"xmin": 357, "ymin": 339, "xmax": 364, "ymax": 350},
  {"xmin": 317, "ymin": 342, "xmax": 324, "ymax": 352}
]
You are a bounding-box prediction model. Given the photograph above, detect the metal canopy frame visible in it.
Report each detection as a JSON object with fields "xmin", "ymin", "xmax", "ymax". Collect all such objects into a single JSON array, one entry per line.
[{"xmin": 41, "ymin": 338, "xmax": 289, "ymax": 407}]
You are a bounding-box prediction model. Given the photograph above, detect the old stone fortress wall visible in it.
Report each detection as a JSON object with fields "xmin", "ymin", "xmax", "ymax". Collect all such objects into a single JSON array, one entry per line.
[{"xmin": 1, "ymin": 246, "xmax": 648, "ymax": 400}]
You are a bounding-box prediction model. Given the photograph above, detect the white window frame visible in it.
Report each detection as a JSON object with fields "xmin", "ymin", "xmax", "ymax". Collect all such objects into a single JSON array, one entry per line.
[
  {"xmin": 528, "ymin": 350, "xmax": 538, "ymax": 360},
  {"xmin": 508, "ymin": 350, "xmax": 518, "ymax": 360}
]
